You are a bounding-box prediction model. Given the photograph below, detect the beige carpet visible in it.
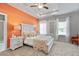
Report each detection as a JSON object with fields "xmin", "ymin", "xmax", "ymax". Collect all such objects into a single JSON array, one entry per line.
[{"xmin": 0, "ymin": 41, "xmax": 79, "ymax": 56}]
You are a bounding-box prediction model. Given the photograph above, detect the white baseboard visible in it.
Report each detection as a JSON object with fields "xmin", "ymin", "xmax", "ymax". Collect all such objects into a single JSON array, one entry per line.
[{"xmin": 0, "ymin": 48, "xmax": 9, "ymax": 52}]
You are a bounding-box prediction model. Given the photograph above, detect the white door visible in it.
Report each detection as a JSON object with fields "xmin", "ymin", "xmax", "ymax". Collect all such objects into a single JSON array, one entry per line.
[
  {"xmin": 0, "ymin": 22, "xmax": 4, "ymax": 50},
  {"xmin": 0, "ymin": 13, "xmax": 7, "ymax": 52}
]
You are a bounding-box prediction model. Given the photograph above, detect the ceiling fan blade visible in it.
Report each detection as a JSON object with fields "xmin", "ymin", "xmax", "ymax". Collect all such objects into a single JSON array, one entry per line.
[
  {"xmin": 43, "ymin": 6, "xmax": 48, "ymax": 9},
  {"xmin": 30, "ymin": 5, "xmax": 37, "ymax": 7},
  {"xmin": 43, "ymin": 3, "xmax": 47, "ymax": 5}
]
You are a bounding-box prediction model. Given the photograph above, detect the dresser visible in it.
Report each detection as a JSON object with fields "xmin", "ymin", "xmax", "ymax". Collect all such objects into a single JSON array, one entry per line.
[{"xmin": 10, "ymin": 36, "xmax": 23, "ymax": 50}]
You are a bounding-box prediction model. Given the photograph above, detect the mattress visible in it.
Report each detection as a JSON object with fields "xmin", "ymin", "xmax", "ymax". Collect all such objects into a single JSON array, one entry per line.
[{"xmin": 24, "ymin": 35, "xmax": 54, "ymax": 47}]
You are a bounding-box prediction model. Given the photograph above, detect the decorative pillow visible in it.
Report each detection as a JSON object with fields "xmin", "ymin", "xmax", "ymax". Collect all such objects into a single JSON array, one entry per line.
[
  {"xmin": 12, "ymin": 29, "xmax": 21, "ymax": 36},
  {"xmin": 23, "ymin": 31, "xmax": 37, "ymax": 37}
]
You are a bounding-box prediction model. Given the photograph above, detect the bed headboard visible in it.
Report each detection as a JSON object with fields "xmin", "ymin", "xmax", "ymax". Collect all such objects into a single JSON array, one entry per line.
[{"xmin": 21, "ymin": 24, "xmax": 35, "ymax": 33}]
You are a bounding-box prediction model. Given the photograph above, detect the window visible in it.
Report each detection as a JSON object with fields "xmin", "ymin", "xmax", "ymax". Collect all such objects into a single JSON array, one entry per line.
[
  {"xmin": 58, "ymin": 22, "xmax": 67, "ymax": 35},
  {"xmin": 39, "ymin": 22, "xmax": 47, "ymax": 34}
]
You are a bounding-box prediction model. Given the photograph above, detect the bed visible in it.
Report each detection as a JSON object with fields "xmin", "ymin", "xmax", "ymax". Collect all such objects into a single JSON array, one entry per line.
[
  {"xmin": 21, "ymin": 24, "xmax": 54, "ymax": 53},
  {"xmin": 21, "ymin": 24, "xmax": 37, "ymax": 46},
  {"xmin": 33, "ymin": 35, "xmax": 54, "ymax": 53}
]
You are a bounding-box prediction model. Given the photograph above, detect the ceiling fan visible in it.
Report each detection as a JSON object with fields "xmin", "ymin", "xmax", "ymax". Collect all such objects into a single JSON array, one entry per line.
[{"xmin": 27, "ymin": 3, "xmax": 49, "ymax": 9}]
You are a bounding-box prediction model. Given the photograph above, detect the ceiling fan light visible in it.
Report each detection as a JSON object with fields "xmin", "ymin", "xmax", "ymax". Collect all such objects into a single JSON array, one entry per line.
[{"xmin": 38, "ymin": 5, "xmax": 43, "ymax": 8}]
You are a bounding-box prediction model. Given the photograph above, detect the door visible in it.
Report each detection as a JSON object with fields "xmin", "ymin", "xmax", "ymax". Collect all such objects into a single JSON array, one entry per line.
[
  {"xmin": 0, "ymin": 13, "xmax": 7, "ymax": 51},
  {"xmin": 0, "ymin": 22, "xmax": 4, "ymax": 50}
]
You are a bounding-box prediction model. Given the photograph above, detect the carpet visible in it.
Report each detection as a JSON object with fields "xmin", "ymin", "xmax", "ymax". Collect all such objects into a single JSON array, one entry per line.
[
  {"xmin": 0, "ymin": 41, "xmax": 79, "ymax": 56},
  {"xmin": 0, "ymin": 42, "xmax": 3, "ymax": 50}
]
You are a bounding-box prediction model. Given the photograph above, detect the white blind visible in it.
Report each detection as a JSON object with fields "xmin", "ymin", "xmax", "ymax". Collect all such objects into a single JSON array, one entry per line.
[{"xmin": 39, "ymin": 22, "xmax": 47, "ymax": 34}]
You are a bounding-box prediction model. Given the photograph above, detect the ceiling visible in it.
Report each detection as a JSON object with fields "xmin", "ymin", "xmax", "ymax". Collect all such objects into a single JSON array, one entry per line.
[{"xmin": 9, "ymin": 3, "xmax": 79, "ymax": 18}]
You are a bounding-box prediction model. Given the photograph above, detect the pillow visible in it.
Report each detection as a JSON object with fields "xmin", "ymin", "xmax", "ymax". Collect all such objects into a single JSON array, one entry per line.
[
  {"xmin": 23, "ymin": 31, "xmax": 37, "ymax": 37},
  {"xmin": 12, "ymin": 29, "xmax": 21, "ymax": 36}
]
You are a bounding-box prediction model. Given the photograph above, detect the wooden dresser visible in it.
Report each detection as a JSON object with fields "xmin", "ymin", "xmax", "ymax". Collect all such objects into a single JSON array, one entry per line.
[{"xmin": 71, "ymin": 35, "xmax": 79, "ymax": 45}]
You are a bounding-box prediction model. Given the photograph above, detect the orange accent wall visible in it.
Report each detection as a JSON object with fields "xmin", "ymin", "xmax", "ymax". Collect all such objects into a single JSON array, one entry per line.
[{"xmin": 0, "ymin": 3, "xmax": 38, "ymax": 48}]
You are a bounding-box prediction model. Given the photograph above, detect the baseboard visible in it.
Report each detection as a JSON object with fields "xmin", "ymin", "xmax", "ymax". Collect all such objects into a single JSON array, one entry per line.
[
  {"xmin": 6, "ymin": 48, "xmax": 10, "ymax": 50},
  {"xmin": 0, "ymin": 48, "xmax": 10, "ymax": 52}
]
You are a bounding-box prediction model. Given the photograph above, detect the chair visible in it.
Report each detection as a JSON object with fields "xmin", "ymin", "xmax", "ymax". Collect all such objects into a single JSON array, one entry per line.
[{"xmin": 71, "ymin": 35, "xmax": 79, "ymax": 45}]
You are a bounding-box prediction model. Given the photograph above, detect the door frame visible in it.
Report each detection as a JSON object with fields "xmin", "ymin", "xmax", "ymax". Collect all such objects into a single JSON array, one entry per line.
[{"xmin": 0, "ymin": 12, "xmax": 7, "ymax": 51}]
